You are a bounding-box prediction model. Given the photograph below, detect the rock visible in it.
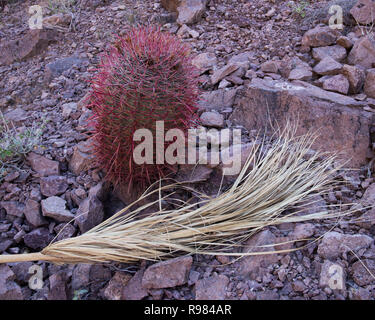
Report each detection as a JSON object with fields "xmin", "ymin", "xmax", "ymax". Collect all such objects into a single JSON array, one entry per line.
[
  {"xmin": 192, "ymin": 52, "xmax": 217, "ymax": 74},
  {"xmin": 3, "ymin": 108, "xmax": 28, "ymax": 124},
  {"xmin": 313, "ymin": 56, "xmax": 342, "ymax": 75},
  {"xmin": 71, "ymin": 264, "xmax": 92, "ymax": 290},
  {"xmin": 350, "ymin": 0, "xmax": 375, "ymax": 25},
  {"xmin": 75, "ymin": 195, "xmax": 104, "ymax": 233},
  {"xmin": 288, "ymin": 67, "xmax": 313, "ymax": 81},
  {"xmin": 24, "ymin": 227, "xmax": 53, "ymax": 250},
  {"xmin": 195, "ymin": 275, "xmax": 229, "ymax": 300},
  {"xmin": 337, "ymin": 36, "xmax": 353, "ymax": 49},
  {"xmin": 176, "ymin": 0, "xmax": 207, "ymax": 25},
  {"xmin": 69, "ymin": 139, "xmax": 96, "ymax": 175},
  {"xmin": 45, "ymin": 56, "xmax": 85, "ymax": 82},
  {"xmin": 27, "ymin": 153, "xmax": 60, "ymax": 177},
  {"xmin": 349, "ymin": 287, "xmax": 372, "ymax": 300},
  {"xmin": 237, "ymin": 230, "xmax": 278, "ymax": 278},
  {"xmin": 341, "ymin": 64, "xmax": 366, "ymax": 94},
  {"xmin": 356, "ymin": 208, "xmax": 375, "ymax": 229},
  {"xmin": 320, "ymin": 260, "xmax": 346, "ymax": 291},
  {"xmin": 317, "ymin": 231, "xmax": 373, "ymax": 259},
  {"xmin": 261, "ymin": 60, "xmax": 280, "ymax": 74},
  {"xmin": 364, "ymin": 68, "xmax": 375, "ymax": 98},
  {"xmin": 25, "ymin": 199, "xmax": 47, "ymax": 227},
  {"xmin": 41, "ymin": 196, "xmax": 74, "ymax": 222},
  {"xmin": 348, "ymin": 36, "xmax": 375, "ymax": 69},
  {"xmin": 228, "ymin": 51, "xmax": 254, "ymax": 69},
  {"xmin": 122, "ymin": 269, "xmax": 148, "ymax": 300},
  {"xmin": 360, "ymin": 183, "xmax": 375, "ymax": 206},
  {"xmin": 211, "ymin": 63, "xmax": 239, "ymax": 85},
  {"xmin": 200, "ymin": 111, "xmax": 224, "ymax": 128},
  {"xmin": 142, "ymin": 256, "xmax": 192, "ymax": 289},
  {"xmin": 230, "ymin": 78, "xmax": 371, "ymax": 168},
  {"xmin": 48, "ymin": 271, "xmax": 68, "ymax": 300},
  {"xmin": 88, "ymin": 182, "xmax": 108, "ymax": 201},
  {"xmin": 291, "ymin": 223, "xmax": 315, "ymax": 240},
  {"xmin": 103, "ymin": 272, "xmax": 132, "ymax": 300},
  {"xmin": 1, "ymin": 201, "xmax": 25, "ymax": 218},
  {"xmin": 0, "ymin": 265, "xmax": 23, "ymax": 300},
  {"xmin": 161, "ymin": 0, "xmax": 182, "ymax": 12},
  {"xmin": 198, "ymin": 88, "xmax": 238, "ymax": 111},
  {"xmin": 352, "ymin": 259, "xmax": 375, "ymax": 286},
  {"xmin": 312, "ymin": 45, "xmax": 347, "ymax": 62},
  {"xmin": 42, "ymin": 13, "xmax": 71, "ymax": 26},
  {"xmin": 40, "ymin": 176, "xmax": 68, "ymax": 197},
  {"xmin": 301, "ymin": 26, "xmax": 340, "ymax": 48},
  {"xmin": 62, "ymin": 102, "xmax": 78, "ymax": 119},
  {"xmin": 0, "ymin": 29, "xmax": 57, "ymax": 66},
  {"xmin": 292, "ymin": 280, "xmax": 306, "ymax": 292},
  {"xmin": 323, "ymin": 74, "xmax": 350, "ymax": 94},
  {"xmin": 54, "ymin": 223, "xmax": 76, "ymax": 241}
]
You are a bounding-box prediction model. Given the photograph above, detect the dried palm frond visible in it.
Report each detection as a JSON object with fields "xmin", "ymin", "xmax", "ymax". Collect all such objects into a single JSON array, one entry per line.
[{"xmin": 0, "ymin": 126, "xmax": 350, "ymax": 265}]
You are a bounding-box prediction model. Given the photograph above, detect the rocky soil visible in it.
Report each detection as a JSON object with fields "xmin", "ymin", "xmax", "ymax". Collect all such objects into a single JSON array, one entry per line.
[{"xmin": 1, "ymin": 0, "xmax": 375, "ymax": 300}]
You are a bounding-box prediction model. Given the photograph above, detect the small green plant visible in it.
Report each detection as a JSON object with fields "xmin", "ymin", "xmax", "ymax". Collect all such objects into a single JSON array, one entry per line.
[
  {"xmin": 73, "ymin": 289, "xmax": 88, "ymax": 300},
  {"xmin": 47, "ymin": 0, "xmax": 76, "ymax": 14},
  {"xmin": 0, "ymin": 112, "xmax": 47, "ymax": 180},
  {"xmin": 288, "ymin": 0, "xmax": 310, "ymax": 18}
]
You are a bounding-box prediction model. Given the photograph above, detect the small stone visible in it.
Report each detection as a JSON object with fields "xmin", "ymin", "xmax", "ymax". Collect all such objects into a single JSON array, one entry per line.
[
  {"xmin": 48, "ymin": 271, "xmax": 68, "ymax": 300},
  {"xmin": 3, "ymin": 108, "xmax": 28, "ymax": 125},
  {"xmin": 103, "ymin": 272, "xmax": 132, "ymax": 300},
  {"xmin": 348, "ymin": 36, "xmax": 375, "ymax": 69},
  {"xmin": 192, "ymin": 52, "xmax": 217, "ymax": 74},
  {"xmin": 200, "ymin": 111, "xmax": 224, "ymax": 128},
  {"xmin": 317, "ymin": 231, "xmax": 373, "ymax": 259},
  {"xmin": 288, "ymin": 67, "xmax": 312, "ymax": 81},
  {"xmin": 291, "ymin": 223, "xmax": 315, "ymax": 240},
  {"xmin": 24, "ymin": 227, "xmax": 53, "ymax": 250},
  {"xmin": 195, "ymin": 274, "xmax": 229, "ymax": 300},
  {"xmin": 350, "ymin": 0, "xmax": 375, "ymax": 25},
  {"xmin": 336, "ymin": 36, "xmax": 353, "ymax": 49},
  {"xmin": 313, "ymin": 56, "xmax": 342, "ymax": 75},
  {"xmin": 24, "ymin": 199, "xmax": 47, "ymax": 227},
  {"xmin": 292, "ymin": 280, "xmax": 306, "ymax": 292},
  {"xmin": 341, "ymin": 64, "xmax": 366, "ymax": 94},
  {"xmin": 364, "ymin": 68, "xmax": 375, "ymax": 99},
  {"xmin": 1, "ymin": 201, "xmax": 25, "ymax": 218},
  {"xmin": 176, "ymin": 0, "xmax": 207, "ymax": 25},
  {"xmin": 40, "ymin": 176, "xmax": 68, "ymax": 197},
  {"xmin": 323, "ymin": 74, "xmax": 349, "ymax": 95},
  {"xmin": 41, "ymin": 196, "xmax": 74, "ymax": 222},
  {"xmin": 260, "ymin": 60, "xmax": 280, "ymax": 74},
  {"xmin": 301, "ymin": 26, "xmax": 340, "ymax": 48},
  {"xmin": 352, "ymin": 259, "xmax": 375, "ymax": 286},
  {"xmin": 71, "ymin": 264, "xmax": 92, "ymax": 290},
  {"xmin": 0, "ymin": 265, "xmax": 23, "ymax": 300},
  {"xmin": 121, "ymin": 269, "xmax": 148, "ymax": 300},
  {"xmin": 349, "ymin": 287, "xmax": 372, "ymax": 300},
  {"xmin": 142, "ymin": 256, "xmax": 193, "ymax": 289},
  {"xmin": 62, "ymin": 102, "xmax": 78, "ymax": 119},
  {"xmin": 312, "ymin": 45, "xmax": 347, "ymax": 62},
  {"xmin": 211, "ymin": 63, "xmax": 239, "ymax": 85},
  {"xmin": 27, "ymin": 153, "xmax": 60, "ymax": 177},
  {"xmin": 69, "ymin": 139, "xmax": 96, "ymax": 175},
  {"xmin": 76, "ymin": 195, "xmax": 104, "ymax": 233}
]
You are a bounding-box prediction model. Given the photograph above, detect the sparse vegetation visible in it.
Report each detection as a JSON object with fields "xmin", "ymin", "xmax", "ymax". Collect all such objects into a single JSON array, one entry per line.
[
  {"xmin": 47, "ymin": 0, "xmax": 76, "ymax": 14},
  {"xmin": 0, "ymin": 112, "xmax": 47, "ymax": 180},
  {"xmin": 288, "ymin": 0, "xmax": 310, "ymax": 18}
]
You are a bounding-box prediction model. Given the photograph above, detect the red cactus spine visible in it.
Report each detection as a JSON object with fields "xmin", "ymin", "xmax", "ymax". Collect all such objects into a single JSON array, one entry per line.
[{"xmin": 88, "ymin": 25, "xmax": 200, "ymax": 192}]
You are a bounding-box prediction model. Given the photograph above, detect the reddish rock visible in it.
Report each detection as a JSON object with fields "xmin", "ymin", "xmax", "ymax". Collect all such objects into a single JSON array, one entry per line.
[
  {"xmin": 192, "ymin": 52, "xmax": 217, "ymax": 74},
  {"xmin": 211, "ymin": 63, "xmax": 239, "ymax": 85},
  {"xmin": 341, "ymin": 64, "xmax": 365, "ymax": 94},
  {"xmin": 337, "ymin": 36, "xmax": 353, "ymax": 49},
  {"xmin": 47, "ymin": 271, "xmax": 68, "ymax": 300},
  {"xmin": 27, "ymin": 152, "xmax": 60, "ymax": 177},
  {"xmin": 195, "ymin": 274, "xmax": 229, "ymax": 300},
  {"xmin": 122, "ymin": 269, "xmax": 148, "ymax": 300},
  {"xmin": 301, "ymin": 26, "xmax": 340, "ymax": 48},
  {"xmin": 230, "ymin": 78, "xmax": 372, "ymax": 168},
  {"xmin": 323, "ymin": 74, "xmax": 349, "ymax": 95},
  {"xmin": 75, "ymin": 195, "xmax": 104, "ymax": 233},
  {"xmin": 0, "ymin": 29, "xmax": 57, "ymax": 66},
  {"xmin": 352, "ymin": 259, "xmax": 375, "ymax": 286},
  {"xmin": 142, "ymin": 256, "xmax": 193, "ymax": 289},
  {"xmin": 103, "ymin": 272, "xmax": 132, "ymax": 300},
  {"xmin": 198, "ymin": 88, "xmax": 238, "ymax": 111},
  {"xmin": 161, "ymin": 0, "xmax": 182, "ymax": 12},
  {"xmin": 71, "ymin": 264, "xmax": 92, "ymax": 290},
  {"xmin": 291, "ymin": 223, "xmax": 315, "ymax": 240},
  {"xmin": 350, "ymin": 0, "xmax": 375, "ymax": 25},
  {"xmin": 41, "ymin": 196, "xmax": 74, "ymax": 222},
  {"xmin": 312, "ymin": 45, "xmax": 347, "ymax": 62},
  {"xmin": 23, "ymin": 227, "xmax": 53, "ymax": 250},
  {"xmin": 348, "ymin": 36, "xmax": 375, "ymax": 69},
  {"xmin": 317, "ymin": 231, "xmax": 373, "ymax": 259},
  {"xmin": 288, "ymin": 66, "xmax": 312, "ymax": 81},
  {"xmin": 313, "ymin": 56, "xmax": 342, "ymax": 75},
  {"xmin": 261, "ymin": 60, "xmax": 281, "ymax": 74},
  {"xmin": 1, "ymin": 201, "xmax": 25, "ymax": 218},
  {"xmin": 237, "ymin": 230, "xmax": 278, "ymax": 278},
  {"xmin": 176, "ymin": 0, "xmax": 207, "ymax": 25},
  {"xmin": 69, "ymin": 139, "xmax": 96, "ymax": 175},
  {"xmin": 364, "ymin": 68, "xmax": 375, "ymax": 98},
  {"xmin": 40, "ymin": 176, "xmax": 68, "ymax": 197},
  {"xmin": 200, "ymin": 111, "xmax": 225, "ymax": 128},
  {"xmin": 24, "ymin": 199, "xmax": 47, "ymax": 227},
  {"xmin": 0, "ymin": 265, "xmax": 23, "ymax": 300}
]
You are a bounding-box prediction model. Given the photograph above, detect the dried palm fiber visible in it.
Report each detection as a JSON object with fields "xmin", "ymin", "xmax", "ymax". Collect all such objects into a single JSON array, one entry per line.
[{"xmin": 0, "ymin": 125, "xmax": 351, "ymax": 265}]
